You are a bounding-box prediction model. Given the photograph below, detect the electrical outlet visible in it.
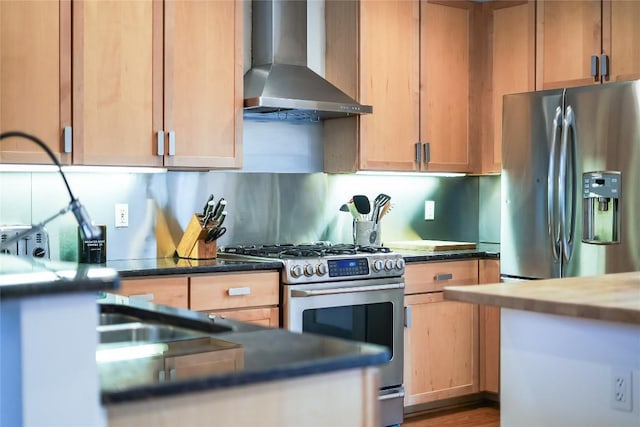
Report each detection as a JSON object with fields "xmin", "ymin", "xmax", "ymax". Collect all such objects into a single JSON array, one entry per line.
[
  {"xmin": 424, "ymin": 200, "xmax": 435, "ymax": 221},
  {"xmin": 115, "ymin": 204, "xmax": 129, "ymax": 228},
  {"xmin": 611, "ymin": 368, "xmax": 633, "ymax": 411}
]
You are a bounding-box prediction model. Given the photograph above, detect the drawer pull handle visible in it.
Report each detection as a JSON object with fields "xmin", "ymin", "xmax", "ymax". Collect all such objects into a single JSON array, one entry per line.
[
  {"xmin": 228, "ymin": 287, "xmax": 251, "ymax": 296},
  {"xmin": 434, "ymin": 273, "xmax": 453, "ymax": 281}
]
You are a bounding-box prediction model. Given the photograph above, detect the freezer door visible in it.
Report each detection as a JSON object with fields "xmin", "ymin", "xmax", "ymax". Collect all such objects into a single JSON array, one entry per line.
[
  {"xmin": 501, "ymin": 89, "xmax": 564, "ymax": 279},
  {"xmin": 562, "ymin": 80, "xmax": 640, "ymax": 276}
]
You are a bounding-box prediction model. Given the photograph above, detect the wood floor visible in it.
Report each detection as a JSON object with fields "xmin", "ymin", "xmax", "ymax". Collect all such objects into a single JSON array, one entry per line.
[{"xmin": 401, "ymin": 404, "xmax": 500, "ymax": 427}]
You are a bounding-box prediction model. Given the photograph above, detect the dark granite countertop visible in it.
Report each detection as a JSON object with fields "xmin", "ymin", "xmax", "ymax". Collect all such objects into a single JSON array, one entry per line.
[
  {"xmin": 0, "ymin": 254, "xmax": 119, "ymax": 299},
  {"xmin": 107, "ymin": 256, "xmax": 283, "ymax": 278},
  {"xmin": 395, "ymin": 242, "xmax": 500, "ymax": 263},
  {"xmin": 107, "ymin": 245, "xmax": 499, "ymax": 279},
  {"xmin": 97, "ymin": 294, "xmax": 390, "ymax": 404}
]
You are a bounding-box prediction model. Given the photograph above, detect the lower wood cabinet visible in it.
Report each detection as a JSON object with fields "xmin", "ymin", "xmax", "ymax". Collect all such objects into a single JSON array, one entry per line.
[
  {"xmin": 190, "ymin": 271, "xmax": 280, "ymax": 328},
  {"xmin": 479, "ymin": 259, "xmax": 500, "ymax": 395},
  {"xmin": 117, "ymin": 276, "xmax": 189, "ymax": 309},
  {"xmin": 403, "ymin": 260, "xmax": 479, "ymax": 409}
]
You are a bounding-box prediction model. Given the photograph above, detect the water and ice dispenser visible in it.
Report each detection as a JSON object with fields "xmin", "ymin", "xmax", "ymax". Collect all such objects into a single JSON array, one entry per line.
[{"xmin": 582, "ymin": 171, "xmax": 621, "ymax": 244}]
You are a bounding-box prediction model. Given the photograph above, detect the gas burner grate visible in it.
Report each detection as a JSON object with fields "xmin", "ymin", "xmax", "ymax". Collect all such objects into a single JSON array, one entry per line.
[{"xmin": 222, "ymin": 243, "xmax": 391, "ymax": 259}]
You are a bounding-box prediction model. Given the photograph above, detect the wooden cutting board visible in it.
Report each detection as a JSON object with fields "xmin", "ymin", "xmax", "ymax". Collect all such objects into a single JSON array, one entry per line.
[{"xmin": 385, "ymin": 240, "xmax": 477, "ymax": 251}]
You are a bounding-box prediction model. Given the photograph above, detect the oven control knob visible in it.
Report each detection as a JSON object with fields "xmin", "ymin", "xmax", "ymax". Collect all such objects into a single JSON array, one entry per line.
[
  {"xmin": 373, "ymin": 260, "xmax": 384, "ymax": 272},
  {"xmin": 304, "ymin": 264, "xmax": 315, "ymax": 277},
  {"xmin": 291, "ymin": 265, "xmax": 304, "ymax": 278},
  {"xmin": 316, "ymin": 264, "xmax": 328, "ymax": 276},
  {"xmin": 384, "ymin": 259, "xmax": 395, "ymax": 271},
  {"xmin": 395, "ymin": 258, "xmax": 405, "ymax": 270}
]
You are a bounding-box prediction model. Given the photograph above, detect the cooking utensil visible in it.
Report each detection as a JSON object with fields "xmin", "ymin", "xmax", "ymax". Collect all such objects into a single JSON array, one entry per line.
[
  {"xmin": 214, "ymin": 211, "xmax": 227, "ymax": 227},
  {"xmin": 352, "ymin": 195, "xmax": 371, "ymax": 218},
  {"xmin": 346, "ymin": 201, "xmax": 360, "ymax": 219},
  {"xmin": 339, "ymin": 203, "xmax": 350, "ymax": 212},
  {"xmin": 205, "ymin": 226, "xmax": 227, "ymax": 243},
  {"xmin": 369, "ymin": 194, "xmax": 391, "ymax": 244}
]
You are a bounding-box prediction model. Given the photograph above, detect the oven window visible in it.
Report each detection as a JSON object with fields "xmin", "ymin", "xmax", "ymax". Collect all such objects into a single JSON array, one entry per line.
[{"xmin": 302, "ymin": 302, "xmax": 393, "ymax": 354}]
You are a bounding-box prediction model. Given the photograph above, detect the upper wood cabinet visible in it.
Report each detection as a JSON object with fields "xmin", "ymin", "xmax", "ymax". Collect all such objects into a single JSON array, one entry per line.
[
  {"xmin": 0, "ymin": 0, "xmax": 71, "ymax": 165},
  {"xmin": 324, "ymin": 0, "xmax": 477, "ymax": 174},
  {"xmin": 74, "ymin": 0, "xmax": 242, "ymax": 168},
  {"xmin": 480, "ymin": 1, "xmax": 535, "ymax": 174},
  {"xmin": 536, "ymin": 0, "xmax": 640, "ymax": 90}
]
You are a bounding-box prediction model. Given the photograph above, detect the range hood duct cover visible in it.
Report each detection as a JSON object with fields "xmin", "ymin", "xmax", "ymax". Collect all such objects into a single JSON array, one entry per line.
[{"xmin": 244, "ymin": 0, "xmax": 372, "ymax": 121}]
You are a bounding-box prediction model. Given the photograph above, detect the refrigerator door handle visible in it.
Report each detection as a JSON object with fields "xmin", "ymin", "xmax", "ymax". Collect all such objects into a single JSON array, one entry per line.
[
  {"xmin": 547, "ymin": 106, "xmax": 563, "ymax": 262},
  {"xmin": 559, "ymin": 105, "xmax": 578, "ymax": 263}
]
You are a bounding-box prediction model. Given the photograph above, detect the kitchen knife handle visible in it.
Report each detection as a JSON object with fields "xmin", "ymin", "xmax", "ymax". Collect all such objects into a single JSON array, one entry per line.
[
  {"xmin": 168, "ymin": 131, "xmax": 176, "ymax": 156},
  {"xmin": 63, "ymin": 126, "xmax": 72, "ymax": 153},
  {"xmin": 600, "ymin": 54, "xmax": 609, "ymax": 80},
  {"xmin": 415, "ymin": 142, "xmax": 422, "ymax": 163},
  {"xmin": 590, "ymin": 55, "xmax": 599, "ymax": 80},
  {"xmin": 156, "ymin": 131, "xmax": 164, "ymax": 156}
]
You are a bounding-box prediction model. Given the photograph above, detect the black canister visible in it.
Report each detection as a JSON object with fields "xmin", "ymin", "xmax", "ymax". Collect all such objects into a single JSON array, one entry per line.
[{"xmin": 78, "ymin": 225, "xmax": 107, "ymax": 264}]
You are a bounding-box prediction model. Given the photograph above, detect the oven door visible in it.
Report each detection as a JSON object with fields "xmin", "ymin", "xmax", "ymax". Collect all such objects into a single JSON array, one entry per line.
[{"xmin": 283, "ymin": 277, "xmax": 404, "ymax": 390}]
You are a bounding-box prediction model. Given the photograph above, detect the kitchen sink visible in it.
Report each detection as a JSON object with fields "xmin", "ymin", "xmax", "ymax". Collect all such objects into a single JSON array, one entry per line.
[
  {"xmin": 98, "ymin": 322, "xmax": 207, "ymax": 345},
  {"xmin": 99, "ymin": 313, "xmax": 142, "ymax": 326}
]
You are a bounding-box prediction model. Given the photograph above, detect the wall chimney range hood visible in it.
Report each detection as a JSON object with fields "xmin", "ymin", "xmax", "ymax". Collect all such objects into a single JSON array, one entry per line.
[{"xmin": 244, "ymin": 0, "xmax": 372, "ymax": 121}]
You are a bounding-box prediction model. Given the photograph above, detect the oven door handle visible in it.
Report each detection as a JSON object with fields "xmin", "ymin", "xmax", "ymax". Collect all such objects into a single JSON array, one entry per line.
[{"xmin": 290, "ymin": 283, "xmax": 403, "ymax": 297}]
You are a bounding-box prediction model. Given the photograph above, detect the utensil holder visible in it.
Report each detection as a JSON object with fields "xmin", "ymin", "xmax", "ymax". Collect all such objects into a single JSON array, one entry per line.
[
  {"xmin": 175, "ymin": 214, "xmax": 217, "ymax": 259},
  {"xmin": 353, "ymin": 220, "xmax": 381, "ymax": 246}
]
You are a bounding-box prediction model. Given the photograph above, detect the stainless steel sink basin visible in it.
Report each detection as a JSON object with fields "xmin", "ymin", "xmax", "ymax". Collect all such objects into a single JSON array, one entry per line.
[
  {"xmin": 99, "ymin": 313, "xmax": 142, "ymax": 326},
  {"xmin": 98, "ymin": 323, "xmax": 207, "ymax": 345}
]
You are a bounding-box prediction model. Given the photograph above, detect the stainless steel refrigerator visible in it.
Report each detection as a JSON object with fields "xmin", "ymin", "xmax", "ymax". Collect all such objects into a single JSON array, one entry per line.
[{"xmin": 501, "ymin": 80, "xmax": 640, "ymax": 280}]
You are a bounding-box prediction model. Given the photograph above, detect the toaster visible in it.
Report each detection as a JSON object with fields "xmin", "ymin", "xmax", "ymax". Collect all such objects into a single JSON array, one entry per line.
[{"xmin": 0, "ymin": 225, "xmax": 50, "ymax": 259}]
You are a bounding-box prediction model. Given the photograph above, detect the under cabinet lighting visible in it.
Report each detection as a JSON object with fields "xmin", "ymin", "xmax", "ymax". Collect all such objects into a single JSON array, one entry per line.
[
  {"xmin": 355, "ymin": 171, "xmax": 466, "ymax": 178},
  {"xmin": 0, "ymin": 164, "xmax": 167, "ymax": 174},
  {"xmin": 96, "ymin": 343, "xmax": 168, "ymax": 363}
]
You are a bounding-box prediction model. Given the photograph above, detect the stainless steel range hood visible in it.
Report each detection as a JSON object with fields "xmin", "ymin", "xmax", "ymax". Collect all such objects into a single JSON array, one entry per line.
[{"xmin": 244, "ymin": 0, "xmax": 372, "ymax": 121}]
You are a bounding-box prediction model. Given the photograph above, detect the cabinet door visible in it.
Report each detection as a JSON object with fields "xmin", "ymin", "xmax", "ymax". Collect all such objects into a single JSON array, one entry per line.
[
  {"xmin": 603, "ymin": 0, "xmax": 640, "ymax": 83},
  {"xmin": 164, "ymin": 346, "xmax": 244, "ymax": 380},
  {"xmin": 163, "ymin": 0, "xmax": 242, "ymax": 169},
  {"xmin": 420, "ymin": 0, "xmax": 472, "ymax": 172},
  {"xmin": 404, "ymin": 291, "xmax": 479, "ymax": 406},
  {"xmin": 0, "ymin": 0, "xmax": 71, "ymax": 164},
  {"xmin": 483, "ymin": 1, "xmax": 535, "ymax": 174},
  {"xmin": 479, "ymin": 259, "xmax": 500, "ymax": 395},
  {"xmin": 118, "ymin": 276, "xmax": 189, "ymax": 309},
  {"xmin": 359, "ymin": 0, "xmax": 420, "ymax": 171},
  {"xmin": 211, "ymin": 307, "xmax": 280, "ymax": 328},
  {"xmin": 536, "ymin": 0, "xmax": 602, "ymax": 90},
  {"xmin": 190, "ymin": 271, "xmax": 279, "ymax": 312},
  {"xmin": 72, "ymin": 0, "xmax": 162, "ymax": 166}
]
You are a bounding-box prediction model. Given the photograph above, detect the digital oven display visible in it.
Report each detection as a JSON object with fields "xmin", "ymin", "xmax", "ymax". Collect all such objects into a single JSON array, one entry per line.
[{"xmin": 327, "ymin": 258, "xmax": 369, "ymax": 277}]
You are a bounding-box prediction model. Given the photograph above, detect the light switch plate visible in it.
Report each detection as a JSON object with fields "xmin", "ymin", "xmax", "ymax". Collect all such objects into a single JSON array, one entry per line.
[{"xmin": 424, "ymin": 200, "xmax": 435, "ymax": 221}]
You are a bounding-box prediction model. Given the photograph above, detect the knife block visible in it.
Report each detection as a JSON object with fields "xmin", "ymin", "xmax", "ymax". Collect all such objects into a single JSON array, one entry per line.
[{"xmin": 175, "ymin": 214, "xmax": 217, "ymax": 259}]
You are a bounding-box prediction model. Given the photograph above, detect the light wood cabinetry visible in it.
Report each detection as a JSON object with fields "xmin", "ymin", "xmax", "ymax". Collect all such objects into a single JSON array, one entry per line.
[
  {"xmin": 163, "ymin": 341, "xmax": 244, "ymax": 380},
  {"xmin": 536, "ymin": 0, "xmax": 640, "ymax": 90},
  {"xmin": 73, "ymin": 0, "xmax": 242, "ymax": 168},
  {"xmin": 0, "ymin": 0, "xmax": 71, "ymax": 165},
  {"xmin": 480, "ymin": 1, "xmax": 535, "ymax": 174},
  {"xmin": 324, "ymin": 0, "xmax": 478, "ymax": 174},
  {"xmin": 190, "ymin": 271, "xmax": 280, "ymax": 328},
  {"xmin": 118, "ymin": 276, "xmax": 189, "ymax": 309},
  {"xmin": 403, "ymin": 260, "xmax": 479, "ymax": 409},
  {"xmin": 478, "ymin": 259, "xmax": 500, "ymax": 395}
]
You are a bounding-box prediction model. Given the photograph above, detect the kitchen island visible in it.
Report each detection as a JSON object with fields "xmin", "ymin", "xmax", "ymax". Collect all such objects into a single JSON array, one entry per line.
[{"xmin": 444, "ymin": 272, "xmax": 640, "ymax": 426}]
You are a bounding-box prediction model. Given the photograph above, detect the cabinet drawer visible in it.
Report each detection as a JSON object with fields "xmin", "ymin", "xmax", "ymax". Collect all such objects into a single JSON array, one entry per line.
[
  {"xmin": 118, "ymin": 277, "xmax": 189, "ymax": 309},
  {"xmin": 190, "ymin": 271, "xmax": 279, "ymax": 311},
  {"xmin": 404, "ymin": 260, "xmax": 478, "ymax": 295}
]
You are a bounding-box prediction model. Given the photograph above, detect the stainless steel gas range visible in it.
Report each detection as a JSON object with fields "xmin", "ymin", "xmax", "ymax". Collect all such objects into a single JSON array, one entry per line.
[{"xmin": 221, "ymin": 243, "xmax": 405, "ymax": 427}]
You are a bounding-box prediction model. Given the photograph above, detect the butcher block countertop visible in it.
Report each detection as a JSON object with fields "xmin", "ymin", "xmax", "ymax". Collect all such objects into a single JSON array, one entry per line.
[{"xmin": 444, "ymin": 271, "xmax": 640, "ymax": 325}]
